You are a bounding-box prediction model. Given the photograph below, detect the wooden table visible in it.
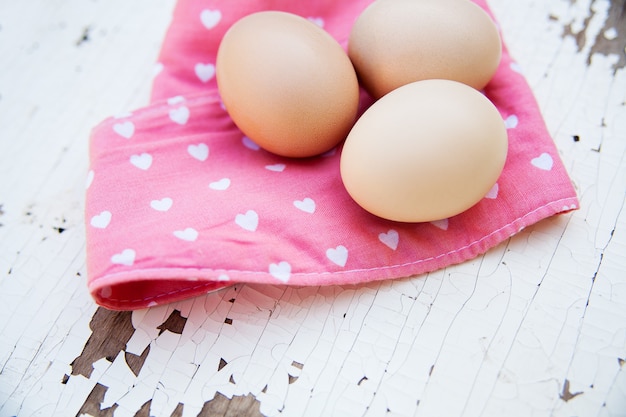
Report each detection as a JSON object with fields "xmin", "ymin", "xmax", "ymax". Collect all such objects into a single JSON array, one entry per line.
[{"xmin": 1, "ymin": 0, "xmax": 624, "ymax": 416}]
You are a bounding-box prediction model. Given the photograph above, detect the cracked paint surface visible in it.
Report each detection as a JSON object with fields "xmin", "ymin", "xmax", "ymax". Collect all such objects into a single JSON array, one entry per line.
[{"xmin": 0, "ymin": 0, "xmax": 625, "ymax": 416}]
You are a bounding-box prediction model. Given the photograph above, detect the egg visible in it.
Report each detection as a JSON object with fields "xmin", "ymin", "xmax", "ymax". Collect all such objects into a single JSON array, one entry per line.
[
  {"xmin": 216, "ymin": 11, "xmax": 360, "ymax": 158},
  {"xmin": 348, "ymin": 0, "xmax": 502, "ymax": 99},
  {"xmin": 340, "ymin": 79, "xmax": 508, "ymax": 223}
]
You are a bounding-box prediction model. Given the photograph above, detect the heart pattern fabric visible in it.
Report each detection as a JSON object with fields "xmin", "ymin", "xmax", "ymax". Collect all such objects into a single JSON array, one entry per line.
[{"xmin": 85, "ymin": 0, "xmax": 578, "ymax": 310}]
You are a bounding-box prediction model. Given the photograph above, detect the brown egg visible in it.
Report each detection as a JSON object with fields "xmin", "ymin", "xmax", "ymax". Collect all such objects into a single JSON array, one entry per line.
[
  {"xmin": 216, "ymin": 11, "xmax": 360, "ymax": 158},
  {"xmin": 348, "ymin": 0, "xmax": 502, "ymax": 99},
  {"xmin": 340, "ymin": 79, "xmax": 508, "ymax": 223}
]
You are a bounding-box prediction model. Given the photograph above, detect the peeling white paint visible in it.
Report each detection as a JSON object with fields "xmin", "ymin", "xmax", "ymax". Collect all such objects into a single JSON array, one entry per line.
[{"xmin": 0, "ymin": 0, "xmax": 625, "ymax": 416}]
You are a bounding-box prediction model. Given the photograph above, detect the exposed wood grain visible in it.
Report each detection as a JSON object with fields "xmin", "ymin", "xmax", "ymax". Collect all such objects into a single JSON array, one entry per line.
[
  {"xmin": 590, "ymin": 0, "xmax": 625, "ymax": 70},
  {"xmin": 157, "ymin": 310, "xmax": 188, "ymax": 336},
  {"xmin": 67, "ymin": 307, "xmax": 264, "ymax": 416},
  {"xmin": 71, "ymin": 309, "xmax": 135, "ymax": 379},
  {"xmin": 75, "ymin": 384, "xmax": 117, "ymax": 417},
  {"xmin": 198, "ymin": 394, "xmax": 263, "ymax": 417},
  {"xmin": 562, "ymin": 0, "xmax": 626, "ymax": 70}
]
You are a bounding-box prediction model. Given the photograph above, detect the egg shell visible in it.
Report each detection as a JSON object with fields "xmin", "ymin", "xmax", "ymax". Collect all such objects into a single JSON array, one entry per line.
[
  {"xmin": 348, "ymin": 0, "xmax": 502, "ymax": 99},
  {"xmin": 216, "ymin": 11, "xmax": 360, "ymax": 158},
  {"xmin": 340, "ymin": 79, "xmax": 508, "ymax": 223}
]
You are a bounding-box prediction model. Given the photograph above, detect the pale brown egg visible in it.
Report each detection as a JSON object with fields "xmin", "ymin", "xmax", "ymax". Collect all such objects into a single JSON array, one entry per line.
[
  {"xmin": 348, "ymin": 0, "xmax": 502, "ymax": 99},
  {"xmin": 340, "ymin": 79, "xmax": 508, "ymax": 223},
  {"xmin": 216, "ymin": 11, "xmax": 360, "ymax": 158}
]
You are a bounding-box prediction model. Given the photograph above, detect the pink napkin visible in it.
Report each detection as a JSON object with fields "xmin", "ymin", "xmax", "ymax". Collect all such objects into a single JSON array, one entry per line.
[{"xmin": 85, "ymin": 0, "xmax": 579, "ymax": 310}]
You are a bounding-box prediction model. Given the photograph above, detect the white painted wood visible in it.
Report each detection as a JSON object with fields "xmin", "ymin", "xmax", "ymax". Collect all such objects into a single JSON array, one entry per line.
[{"xmin": 0, "ymin": 0, "xmax": 624, "ymax": 416}]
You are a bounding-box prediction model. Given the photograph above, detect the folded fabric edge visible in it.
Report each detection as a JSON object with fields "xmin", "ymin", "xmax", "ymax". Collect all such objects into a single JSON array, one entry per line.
[{"xmin": 89, "ymin": 196, "xmax": 578, "ymax": 310}]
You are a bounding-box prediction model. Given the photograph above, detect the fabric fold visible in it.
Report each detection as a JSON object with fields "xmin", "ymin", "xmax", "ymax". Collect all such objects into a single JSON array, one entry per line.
[{"xmin": 85, "ymin": 0, "xmax": 578, "ymax": 310}]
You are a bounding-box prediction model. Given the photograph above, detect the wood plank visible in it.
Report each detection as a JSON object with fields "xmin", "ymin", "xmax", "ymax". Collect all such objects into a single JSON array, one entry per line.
[{"xmin": 0, "ymin": 0, "xmax": 624, "ymax": 416}]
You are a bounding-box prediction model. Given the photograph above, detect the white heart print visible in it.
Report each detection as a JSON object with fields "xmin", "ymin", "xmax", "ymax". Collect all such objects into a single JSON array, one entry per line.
[
  {"xmin": 91, "ymin": 210, "xmax": 112, "ymax": 229},
  {"xmin": 269, "ymin": 261, "xmax": 291, "ymax": 283},
  {"xmin": 195, "ymin": 63, "xmax": 215, "ymax": 83},
  {"xmin": 200, "ymin": 9, "xmax": 222, "ymax": 29},
  {"xmin": 169, "ymin": 106, "xmax": 189, "ymax": 125},
  {"xmin": 113, "ymin": 121, "xmax": 134, "ymax": 139},
  {"xmin": 85, "ymin": 170, "xmax": 94, "ymax": 189},
  {"xmin": 510, "ymin": 62, "xmax": 524, "ymax": 74},
  {"xmin": 485, "ymin": 183, "xmax": 499, "ymax": 199},
  {"xmin": 531, "ymin": 153, "xmax": 553, "ymax": 170},
  {"xmin": 504, "ymin": 115, "xmax": 518, "ymax": 129},
  {"xmin": 235, "ymin": 210, "xmax": 258, "ymax": 231},
  {"xmin": 153, "ymin": 62, "xmax": 164, "ymax": 77},
  {"xmin": 209, "ymin": 178, "xmax": 231, "ymax": 190},
  {"xmin": 379, "ymin": 230, "xmax": 399, "ymax": 250},
  {"xmin": 174, "ymin": 227, "xmax": 199, "ymax": 242},
  {"xmin": 307, "ymin": 17, "xmax": 324, "ymax": 27},
  {"xmin": 150, "ymin": 198, "xmax": 173, "ymax": 212},
  {"xmin": 294, "ymin": 198, "xmax": 315, "ymax": 214},
  {"xmin": 242, "ymin": 136, "xmax": 261, "ymax": 151},
  {"xmin": 431, "ymin": 218, "xmax": 449, "ymax": 231},
  {"xmin": 265, "ymin": 164, "xmax": 286, "ymax": 172},
  {"xmin": 188, "ymin": 143, "xmax": 209, "ymax": 161},
  {"xmin": 130, "ymin": 153, "xmax": 152, "ymax": 170},
  {"xmin": 321, "ymin": 148, "xmax": 337, "ymax": 157},
  {"xmin": 326, "ymin": 245, "xmax": 348, "ymax": 267},
  {"xmin": 111, "ymin": 249, "xmax": 135, "ymax": 266},
  {"xmin": 167, "ymin": 95, "xmax": 185, "ymax": 105}
]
